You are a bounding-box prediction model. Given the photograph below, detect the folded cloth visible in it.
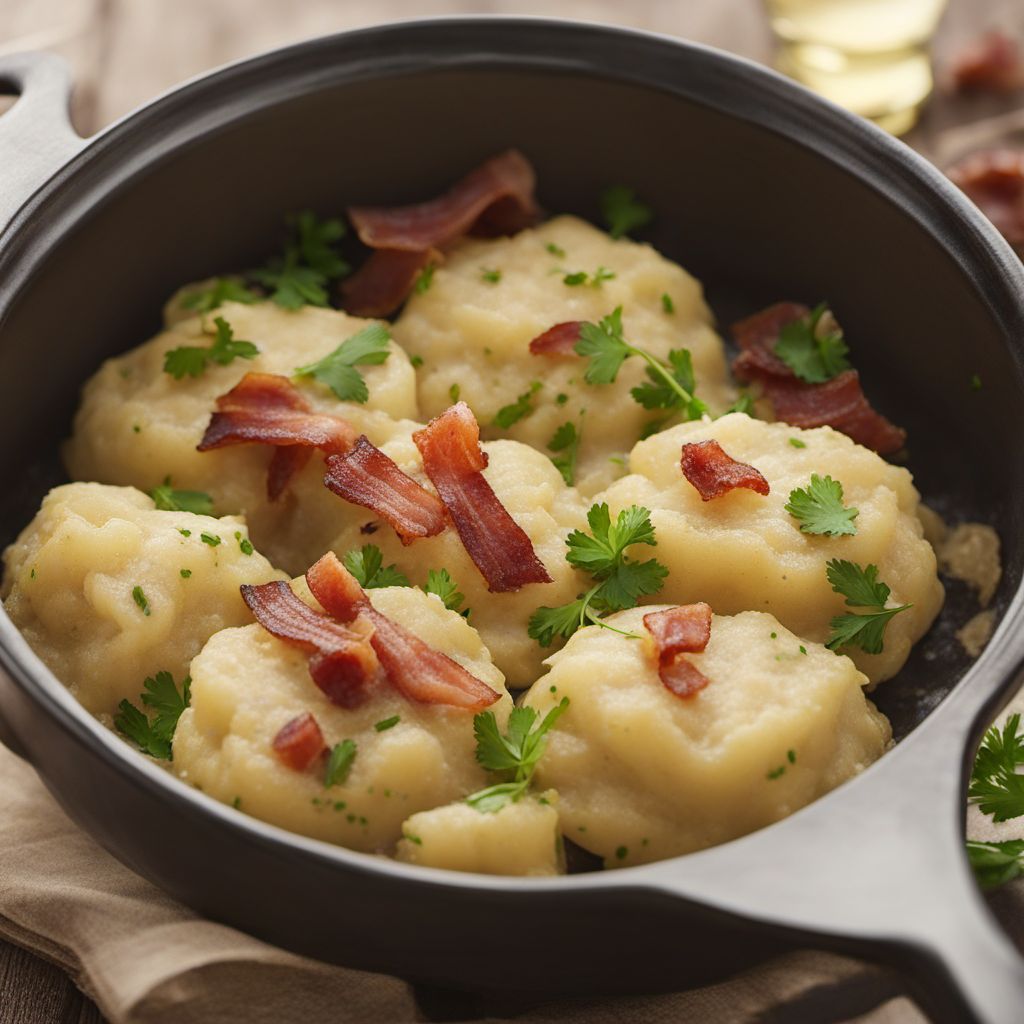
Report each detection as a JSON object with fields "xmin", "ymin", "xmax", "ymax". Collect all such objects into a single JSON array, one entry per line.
[{"xmin": 0, "ymin": 738, "xmax": 1004, "ymax": 1024}]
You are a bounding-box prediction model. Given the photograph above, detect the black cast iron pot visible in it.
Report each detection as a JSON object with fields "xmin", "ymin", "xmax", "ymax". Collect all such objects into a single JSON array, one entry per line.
[{"xmin": 1, "ymin": 19, "xmax": 1024, "ymax": 1024}]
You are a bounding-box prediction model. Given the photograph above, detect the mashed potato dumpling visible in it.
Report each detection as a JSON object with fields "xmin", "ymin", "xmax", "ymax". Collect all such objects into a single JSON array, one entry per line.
[
  {"xmin": 393, "ymin": 215, "xmax": 735, "ymax": 495},
  {"xmin": 1, "ymin": 482, "xmax": 282, "ymax": 717},
  {"xmin": 395, "ymin": 791, "xmax": 563, "ymax": 876},
  {"xmin": 596, "ymin": 413, "xmax": 943, "ymax": 684},
  {"xmin": 172, "ymin": 585, "xmax": 510, "ymax": 853},
  {"xmin": 522, "ymin": 607, "xmax": 891, "ymax": 866},
  {"xmin": 327, "ymin": 432, "xmax": 589, "ymax": 690},
  {"xmin": 64, "ymin": 301, "xmax": 419, "ymax": 573}
]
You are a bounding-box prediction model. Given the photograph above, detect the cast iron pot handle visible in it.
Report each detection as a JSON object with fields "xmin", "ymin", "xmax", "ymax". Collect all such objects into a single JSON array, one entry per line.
[{"xmin": 0, "ymin": 52, "xmax": 85, "ymax": 237}]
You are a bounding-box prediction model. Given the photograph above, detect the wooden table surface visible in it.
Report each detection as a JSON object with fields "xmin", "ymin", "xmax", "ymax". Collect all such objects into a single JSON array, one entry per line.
[{"xmin": 0, "ymin": 0, "xmax": 1018, "ymax": 1021}]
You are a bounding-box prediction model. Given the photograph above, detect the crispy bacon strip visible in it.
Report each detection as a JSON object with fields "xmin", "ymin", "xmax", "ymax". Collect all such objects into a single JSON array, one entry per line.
[
  {"xmin": 241, "ymin": 579, "xmax": 378, "ymax": 708},
  {"xmin": 306, "ymin": 553, "xmax": 500, "ymax": 711},
  {"xmin": 949, "ymin": 149, "xmax": 1024, "ymax": 246},
  {"xmin": 412, "ymin": 403, "xmax": 552, "ymax": 593},
  {"xmin": 952, "ymin": 30, "xmax": 1022, "ymax": 93},
  {"xmin": 643, "ymin": 604, "xmax": 713, "ymax": 699},
  {"xmin": 529, "ymin": 321, "xmax": 584, "ymax": 357},
  {"xmin": 730, "ymin": 304, "xmax": 905, "ymax": 455},
  {"xmin": 680, "ymin": 440, "xmax": 770, "ymax": 501},
  {"xmin": 324, "ymin": 436, "xmax": 447, "ymax": 545},
  {"xmin": 198, "ymin": 373, "xmax": 357, "ymax": 499},
  {"xmin": 340, "ymin": 248, "xmax": 437, "ymax": 318},
  {"xmin": 272, "ymin": 712, "xmax": 326, "ymax": 771},
  {"xmin": 348, "ymin": 150, "xmax": 539, "ymax": 251}
]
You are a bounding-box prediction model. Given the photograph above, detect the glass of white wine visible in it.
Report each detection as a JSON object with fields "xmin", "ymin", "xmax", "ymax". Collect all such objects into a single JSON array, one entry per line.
[{"xmin": 764, "ymin": 0, "xmax": 949, "ymax": 135}]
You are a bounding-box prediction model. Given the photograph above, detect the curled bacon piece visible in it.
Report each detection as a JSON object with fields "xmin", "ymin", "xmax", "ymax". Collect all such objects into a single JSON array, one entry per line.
[
  {"xmin": 306, "ymin": 553, "xmax": 500, "ymax": 711},
  {"xmin": 340, "ymin": 248, "xmax": 437, "ymax": 319},
  {"xmin": 412, "ymin": 403, "xmax": 552, "ymax": 593},
  {"xmin": 349, "ymin": 150, "xmax": 539, "ymax": 251},
  {"xmin": 241, "ymin": 579, "xmax": 378, "ymax": 708},
  {"xmin": 730, "ymin": 304, "xmax": 906, "ymax": 455},
  {"xmin": 948, "ymin": 149, "xmax": 1024, "ymax": 246},
  {"xmin": 643, "ymin": 603, "xmax": 713, "ymax": 699},
  {"xmin": 324, "ymin": 436, "xmax": 447, "ymax": 545},
  {"xmin": 529, "ymin": 321, "xmax": 584, "ymax": 357},
  {"xmin": 341, "ymin": 151, "xmax": 539, "ymax": 317},
  {"xmin": 952, "ymin": 30, "xmax": 1022, "ymax": 94},
  {"xmin": 272, "ymin": 712, "xmax": 327, "ymax": 771},
  {"xmin": 198, "ymin": 373, "xmax": 357, "ymax": 499},
  {"xmin": 680, "ymin": 440, "xmax": 770, "ymax": 501}
]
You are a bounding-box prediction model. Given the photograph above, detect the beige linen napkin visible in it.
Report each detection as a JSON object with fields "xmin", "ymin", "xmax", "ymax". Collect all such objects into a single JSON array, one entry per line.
[{"xmin": 0, "ymin": 741, "xmax": 938, "ymax": 1024}]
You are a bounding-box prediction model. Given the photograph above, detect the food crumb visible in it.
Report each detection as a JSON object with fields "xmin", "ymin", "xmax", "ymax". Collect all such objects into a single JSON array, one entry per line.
[
  {"xmin": 957, "ymin": 609, "xmax": 997, "ymax": 658},
  {"xmin": 937, "ymin": 522, "xmax": 1002, "ymax": 606}
]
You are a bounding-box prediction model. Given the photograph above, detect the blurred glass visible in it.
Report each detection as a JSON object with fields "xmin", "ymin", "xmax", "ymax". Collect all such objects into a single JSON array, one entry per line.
[{"xmin": 765, "ymin": 0, "xmax": 949, "ymax": 135}]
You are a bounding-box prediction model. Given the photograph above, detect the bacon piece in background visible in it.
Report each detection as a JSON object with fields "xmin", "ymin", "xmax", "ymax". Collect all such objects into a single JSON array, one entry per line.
[
  {"xmin": 680, "ymin": 439, "xmax": 770, "ymax": 501},
  {"xmin": 528, "ymin": 321, "xmax": 584, "ymax": 357},
  {"xmin": 241, "ymin": 579, "xmax": 378, "ymax": 708},
  {"xmin": 412, "ymin": 403, "xmax": 553, "ymax": 593},
  {"xmin": 324, "ymin": 436, "xmax": 447, "ymax": 545},
  {"xmin": 198, "ymin": 373, "xmax": 357, "ymax": 498},
  {"xmin": 306, "ymin": 553, "xmax": 501, "ymax": 711},
  {"xmin": 643, "ymin": 603, "xmax": 713, "ymax": 699},
  {"xmin": 341, "ymin": 150, "xmax": 540, "ymax": 316},
  {"xmin": 948, "ymin": 149, "xmax": 1024, "ymax": 247},
  {"xmin": 730, "ymin": 304, "xmax": 905, "ymax": 455},
  {"xmin": 272, "ymin": 712, "xmax": 327, "ymax": 772},
  {"xmin": 952, "ymin": 30, "xmax": 1023, "ymax": 94}
]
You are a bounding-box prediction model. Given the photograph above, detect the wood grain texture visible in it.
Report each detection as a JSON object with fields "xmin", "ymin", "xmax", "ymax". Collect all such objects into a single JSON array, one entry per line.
[{"xmin": 0, "ymin": 0, "xmax": 1010, "ymax": 1022}]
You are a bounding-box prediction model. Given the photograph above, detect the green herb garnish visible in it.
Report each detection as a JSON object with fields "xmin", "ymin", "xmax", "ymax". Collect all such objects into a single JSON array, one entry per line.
[
  {"xmin": 164, "ymin": 316, "xmax": 259, "ymax": 380},
  {"xmin": 600, "ymin": 185, "xmax": 653, "ymax": 239},
  {"xmin": 200, "ymin": 533, "xmax": 221, "ymax": 547},
  {"xmin": 774, "ymin": 303, "xmax": 850, "ymax": 384},
  {"xmin": 325, "ymin": 740, "xmax": 357, "ymax": 787},
  {"xmin": 785, "ymin": 475, "xmax": 859, "ymax": 537},
  {"xmin": 423, "ymin": 568, "xmax": 465, "ymax": 613},
  {"xmin": 251, "ymin": 211, "xmax": 349, "ymax": 309},
  {"xmin": 825, "ymin": 559, "xmax": 911, "ymax": 654},
  {"xmin": 481, "ymin": 268, "xmax": 502, "ymax": 284},
  {"xmin": 149, "ymin": 477, "xmax": 214, "ymax": 516},
  {"xmin": 293, "ymin": 323, "xmax": 391, "ymax": 404},
  {"xmin": 180, "ymin": 276, "xmax": 260, "ymax": 314},
  {"xmin": 342, "ymin": 545, "xmax": 410, "ymax": 589},
  {"xmin": 493, "ymin": 381, "xmax": 541, "ymax": 428},
  {"xmin": 563, "ymin": 266, "xmax": 616, "ymax": 288},
  {"xmin": 548, "ymin": 413, "xmax": 584, "ymax": 487},
  {"xmin": 414, "ymin": 263, "xmax": 436, "ymax": 294},
  {"xmin": 132, "ymin": 586, "xmax": 151, "ymax": 616},
  {"xmin": 375, "ymin": 716, "xmax": 400, "ymax": 732},
  {"xmin": 114, "ymin": 671, "xmax": 191, "ymax": 761}
]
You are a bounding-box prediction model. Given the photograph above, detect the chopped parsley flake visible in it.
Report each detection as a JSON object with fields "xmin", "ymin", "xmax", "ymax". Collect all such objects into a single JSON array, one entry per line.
[
  {"xmin": 132, "ymin": 586, "xmax": 151, "ymax": 616},
  {"xmin": 548, "ymin": 413, "xmax": 584, "ymax": 487},
  {"xmin": 149, "ymin": 477, "xmax": 215, "ymax": 516},
  {"xmin": 789, "ymin": 437, "xmax": 806, "ymax": 448},
  {"xmin": 164, "ymin": 316, "xmax": 259, "ymax": 380},
  {"xmin": 232, "ymin": 796, "xmax": 242, "ymax": 809},
  {"xmin": 234, "ymin": 531, "xmax": 254, "ymax": 556},
  {"xmin": 556, "ymin": 393, "xmax": 569, "ymax": 406},
  {"xmin": 825, "ymin": 559, "xmax": 911, "ymax": 655},
  {"xmin": 293, "ymin": 323, "xmax": 392, "ymax": 404},
  {"xmin": 722, "ymin": 393, "xmax": 755, "ymax": 417},
  {"xmin": 325, "ymin": 739, "xmax": 357, "ymax": 787},
  {"xmin": 661, "ymin": 293, "xmax": 675, "ymax": 314},
  {"xmin": 448, "ymin": 383, "xmax": 461, "ymax": 403},
  {"xmin": 114, "ymin": 671, "xmax": 191, "ymax": 761},
  {"xmin": 785, "ymin": 475, "xmax": 859, "ymax": 537},
  {"xmin": 600, "ymin": 185, "xmax": 653, "ymax": 239},
  {"xmin": 404, "ymin": 832, "xmax": 423, "ymax": 845},
  {"xmin": 528, "ymin": 503, "xmax": 667, "ymax": 646},
  {"xmin": 181, "ymin": 276, "xmax": 259, "ymax": 314},
  {"xmin": 409, "ymin": 354, "xmax": 424, "ymax": 368},
  {"xmin": 787, "ymin": 749, "xmax": 797, "ymax": 763},
  {"xmin": 774, "ymin": 303, "xmax": 850, "ymax": 383},
  {"xmin": 545, "ymin": 242, "xmax": 566, "ymax": 259},
  {"xmin": 563, "ymin": 266, "xmax": 616, "ymax": 288},
  {"xmin": 494, "ymin": 381, "xmax": 542, "ymax": 428},
  {"xmin": 200, "ymin": 533, "xmax": 221, "ymax": 547},
  {"xmin": 466, "ymin": 698, "xmax": 570, "ymax": 813},
  {"xmin": 374, "ymin": 716, "xmax": 401, "ymax": 732},
  {"xmin": 180, "ymin": 569, "xmax": 192, "ymax": 579},
  {"xmin": 423, "ymin": 568, "xmax": 465, "ymax": 613},
  {"xmin": 481, "ymin": 268, "xmax": 502, "ymax": 283},
  {"xmin": 414, "ymin": 263, "xmax": 436, "ymax": 294},
  {"xmin": 767, "ymin": 765, "xmax": 786, "ymax": 780},
  {"xmin": 342, "ymin": 545, "xmax": 410, "ymax": 589},
  {"xmin": 250, "ymin": 211, "xmax": 349, "ymax": 309},
  {"xmin": 178, "ymin": 528, "xmax": 192, "ymax": 538}
]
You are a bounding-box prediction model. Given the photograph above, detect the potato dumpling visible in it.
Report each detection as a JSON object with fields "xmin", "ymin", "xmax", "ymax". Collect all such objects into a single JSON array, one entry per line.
[
  {"xmin": 172, "ymin": 585, "xmax": 511, "ymax": 853},
  {"xmin": 1, "ymin": 482, "xmax": 281, "ymax": 717},
  {"xmin": 596, "ymin": 413, "xmax": 943, "ymax": 684},
  {"xmin": 392, "ymin": 215, "xmax": 735, "ymax": 495},
  {"xmin": 522, "ymin": 607, "xmax": 891, "ymax": 866},
  {"xmin": 395, "ymin": 791, "xmax": 563, "ymax": 876},
  {"xmin": 64, "ymin": 300, "xmax": 418, "ymax": 573},
  {"xmin": 327, "ymin": 432, "xmax": 589, "ymax": 690}
]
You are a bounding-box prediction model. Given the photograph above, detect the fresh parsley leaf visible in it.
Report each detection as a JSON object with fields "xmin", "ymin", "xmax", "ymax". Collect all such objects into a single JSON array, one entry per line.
[
  {"xmin": 785, "ymin": 475, "xmax": 859, "ymax": 536},
  {"xmin": 576, "ymin": 307, "xmax": 631, "ymax": 384},
  {"xmin": 968, "ymin": 713, "xmax": 1024, "ymax": 822},
  {"xmin": 132, "ymin": 586, "xmax": 151, "ymax": 616},
  {"xmin": 374, "ymin": 715, "xmax": 400, "ymax": 732},
  {"xmin": 600, "ymin": 185, "xmax": 653, "ymax": 239},
  {"xmin": 967, "ymin": 840, "xmax": 1024, "ymax": 890},
  {"xmin": 481, "ymin": 268, "xmax": 502, "ymax": 284},
  {"xmin": 293, "ymin": 324, "xmax": 391, "ymax": 403},
  {"xmin": 149, "ymin": 477, "xmax": 214, "ymax": 516},
  {"xmin": 493, "ymin": 381, "xmax": 541, "ymax": 428},
  {"xmin": 164, "ymin": 317, "xmax": 259, "ymax": 380},
  {"xmin": 631, "ymin": 348, "xmax": 708, "ymax": 420},
  {"xmin": 548, "ymin": 414, "xmax": 583, "ymax": 487},
  {"xmin": 325, "ymin": 739, "xmax": 357, "ymax": 787},
  {"xmin": 466, "ymin": 698, "xmax": 570, "ymax": 813},
  {"xmin": 528, "ymin": 503, "xmax": 667, "ymax": 646},
  {"xmin": 661, "ymin": 293, "xmax": 674, "ymax": 314},
  {"xmin": 724, "ymin": 393, "xmax": 755, "ymax": 417},
  {"xmin": 423, "ymin": 568, "xmax": 464, "ymax": 612},
  {"xmin": 114, "ymin": 671, "xmax": 191, "ymax": 761},
  {"xmin": 342, "ymin": 545, "xmax": 410, "ymax": 589},
  {"xmin": 789, "ymin": 437, "xmax": 807, "ymax": 448},
  {"xmin": 825, "ymin": 559, "xmax": 911, "ymax": 654},
  {"xmin": 774, "ymin": 303, "xmax": 851, "ymax": 384},
  {"xmin": 545, "ymin": 242, "xmax": 566, "ymax": 259},
  {"xmin": 414, "ymin": 263, "xmax": 436, "ymax": 294},
  {"xmin": 181, "ymin": 276, "xmax": 259, "ymax": 314},
  {"xmin": 251, "ymin": 212, "xmax": 349, "ymax": 309}
]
